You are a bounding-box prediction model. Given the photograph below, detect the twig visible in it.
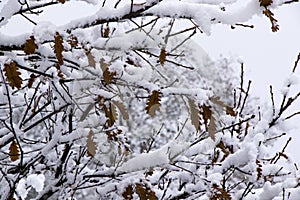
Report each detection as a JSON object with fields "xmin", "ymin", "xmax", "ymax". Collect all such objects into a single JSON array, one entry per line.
[{"xmin": 269, "ymin": 85, "xmax": 275, "ymax": 116}]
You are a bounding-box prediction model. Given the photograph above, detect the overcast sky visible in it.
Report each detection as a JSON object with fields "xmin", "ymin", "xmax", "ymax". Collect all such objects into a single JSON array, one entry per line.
[{"xmin": 196, "ymin": 2, "xmax": 300, "ymax": 162}]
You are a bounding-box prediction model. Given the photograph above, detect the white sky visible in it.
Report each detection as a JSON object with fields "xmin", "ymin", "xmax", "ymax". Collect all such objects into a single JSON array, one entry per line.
[{"xmin": 196, "ymin": 2, "xmax": 300, "ymax": 162}]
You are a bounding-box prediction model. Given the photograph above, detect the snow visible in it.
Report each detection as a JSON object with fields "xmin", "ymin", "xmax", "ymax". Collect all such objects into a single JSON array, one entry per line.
[{"xmin": 26, "ymin": 174, "xmax": 45, "ymax": 192}]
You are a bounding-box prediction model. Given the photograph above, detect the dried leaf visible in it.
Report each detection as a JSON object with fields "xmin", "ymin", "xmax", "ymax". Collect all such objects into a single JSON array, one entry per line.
[
  {"xmin": 54, "ymin": 32, "xmax": 64, "ymax": 65},
  {"xmin": 263, "ymin": 9, "xmax": 279, "ymax": 32},
  {"xmin": 100, "ymin": 58, "xmax": 109, "ymax": 71},
  {"xmin": 103, "ymin": 68, "xmax": 116, "ymax": 84},
  {"xmin": 57, "ymin": 0, "xmax": 65, "ymax": 3},
  {"xmin": 159, "ymin": 48, "xmax": 166, "ymax": 65},
  {"xmin": 259, "ymin": 0, "xmax": 272, "ymax": 7},
  {"xmin": 86, "ymin": 50, "xmax": 96, "ymax": 68},
  {"xmin": 103, "ymin": 26, "xmax": 110, "ymax": 38},
  {"xmin": 27, "ymin": 73, "xmax": 36, "ymax": 88},
  {"xmin": 226, "ymin": 106, "xmax": 236, "ymax": 116},
  {"xmin": 145, "ymin": 90, "xmax": 161, "ymax": 117},
  {"xmin": 201, "ymin": 105, "xmax": 212, "ymax": 130},
  {"xmin": 86, "ymin": 130, "xmax": 96, "ymax": 156},
  {"xmin": 210, "ymin": 184, "xmax": 231, "ymax": 200},
  {"xmin": 208, "ymin": 115, "xmax": 216, "ymax": 141},
  {"xmin": 135, "ymin": 183, "xmax": 156, "ymax": 200},
  {"xmin": 9, "ymin": 140, "xmax": 19, "ymax": 161},
  {"xmin": 3, "ymin": 61, "xmax": 22, "ymax": 89},
  {"xmin": 67, "ymin": 35, "xmax": 78, "ymax": 47},
  {"xmin": 188, "ymin": 98, "xmax": 200, "ymax": 131},
  {"xmin": 24, "ymin": 36, "xmax": 37, "ymax": 55},
  {"xmin": 113, "ymin": 101, "xmax": 129, "ymax": 120},
  {"xmin": 122, "ymin": 184, "xmax": 133, "ymax": 200},
  {"xmin": 104, "ymin": 103, "xmax": 117, "ymax": 127}
]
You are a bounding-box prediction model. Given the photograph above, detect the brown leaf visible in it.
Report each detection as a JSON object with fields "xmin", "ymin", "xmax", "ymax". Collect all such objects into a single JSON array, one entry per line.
[
  {"xmin": 27, "ymin": 73, "xmax": 36, "ymax": 88},
  {"xmin": 188, "ymin": 98, "xmax": 200, "ymax": 131},
  {"xmin": 210, "ymin": 184, "xmax": 231, "ymax": 200},
  {"xmin": 113, "ymin": 101, "xmax": 129, "ymax": 120},
  {"xmin": 54, "ymin": 32, "xmax": 64, "ymax": 65},
  {"xmin": 57, "ymin": 0, "xmax": 65, "ymax": 3},
  {"xmin": 103, "ymin": 69, "xmax": 116, "ymax": 84},
  {"xmin": 159, "ymin": 48, "xmax": 166, "ymax": 65},
  {"xmin": 9, "ymin": 140, "xmax": 19, "ymax": 162},
  {"xmin": 208, "ymin": 115, "xmax": 216, "ymax": 141},
  {"xmin": 122, "ymin": 184, "xmax": 133, "ymax": 200},
  {"xmin": 103, "ymin": 26, "xmax": 110, "ymax": 38},
  {"xmin": 135, "ymin": 183, "xmax": 156, "ymax": 200},
  {"xmin": 86, "ymin": 130, "xmax": 96, "ymax": 157},
  {"xmin": 262, "ymin": 8, "xmax": 279, "ymax": 32},
  {"xmin": 259, "ymin": 0, "xmax": 272, "ymax": 7},
  {"xmin": 24, "ymin": 36, "xmax": 37, "ymax": 55},
  {"xmin": 201, "ymin": 105, "xmax": 212, "ymax": 130},
  {"xmin": 256, "ymin": 159, "xmax": 262, "ymax": 181},
  {"xmin": 67, "ymin": 35, "xmax": 78, "ymax": 47},
  {"xmin": 145, "ymin": 90, "xmax": 161, "ymax": 117},
  {"xmin": 104, "ymin": 103, "xmax": 118, "ymax": 127},
  {"xmin": 3, "ymin": 61, "xmax": 23, "ymax": 89},
  {"xmin": 86, "ymin": 50, "xmax": 96, "ymax": 68},
  {"xmin": 226, "ymin": 106, "xmax": 236, "ymax": 116}
]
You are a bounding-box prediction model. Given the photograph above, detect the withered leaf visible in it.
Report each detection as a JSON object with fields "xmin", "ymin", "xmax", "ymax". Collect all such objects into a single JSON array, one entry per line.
[
  {"xmin": 104, "ymin": 103, "xmax": 117, "ymax": 127},
  {"xmin": 54, "ymin": 32, "xmax": 64, "ymax": 65},
  {"xmin": 145, "ymin": 90, "xmax": 161, "ymax": 117},
  {"xmin": 24, "ymin": 36, "xmax": 37, "ymax": 55},
  {"xmin": 188, "ymin": 98, "xmax": 200, "ymax": 131},
  {"xmin": 86, "ymin": 130, "xmax": 96, "ymax": 157},
  {"xmin": 201, "ymin": 105, "xmax": 212, "ymax": 129},
  {"xmin": 211, "ymin": 184, "xmax": 231, "ymax": 200},
  {"xmin": 103, "ymin": 69, "xmax": 116, "ymax": 84},
  {"xmin": 135, "ymin": 183, "xmax": 156, "ymax": 200},
  {"xmin": 226, "ymin": 106, "xmax": 236, "ymax": 116},
  {"xmin": 159, "ymin": 48, "xmax": 166, "ymax": 65},
  {"xmin": 259, "ymin": 0, "xmax": 272, "ymax": 7},
  {"xmin": 3, "ymin": 61, "xmax": 22, "ymax": 89},
  {"xmin": 208, "ymin": 115, "xmax": 216, "ymax": 141},
  {"xmin": 67, "ymin": 35, "xmax": 78, "ymax": 47},
  {"xmin": 122, "ymin": 184, "xmax": 133, "ymax": 200},
  {"xmin": 9, "ymin": 140, "xmax": 19, "ymax": 162},
  {"xmin": 86, "ymin": 50, "xmax": 96, "ymax": 68},
  {"xmin": 256, "ymin": 159, "xmax": 262, "ymax": 181},
  {"xmin": 103, "ymin": 26, "xmax": 110, "ymax": 38},
  {"xmin": 57, "ymin": 0, "xmax": 65, "ymax": 3},
  {"xmin": 113, "ymin": 101, "xmax": 129, "ymax": 120},
  {"xmin": 27, "ymin": 73, "xmax": 36, "ymax": 88},
  {"xmin": 263, "ymin": 9, "xmax": 279, "ymax": 32}
]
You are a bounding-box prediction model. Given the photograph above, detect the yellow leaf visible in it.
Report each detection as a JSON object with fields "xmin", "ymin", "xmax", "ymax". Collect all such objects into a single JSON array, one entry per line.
[
  {"xmin": 3, "ymin": 61, "xmax": 22, "ymax": 90},
  {"xmin": 159, "ymin": 48, "xmax": 166, "ymax": 65},
  {"xmin": 54, "ymin": 32, "xmax": 64, "ymax": 65},
  {"xmin": 145, "ymin": 90, "xmax": 161, "ymax": 117},
  {"xmin": 86, "ymin": 130, "xmax": 96, "ymax": 157},
  {"xmin": 9, "ymin": 140, "xmax": 19, "ymax": 162},
  {"xmin": 23, "ymin": 36, "xmax": 37, "ymax": 55}
]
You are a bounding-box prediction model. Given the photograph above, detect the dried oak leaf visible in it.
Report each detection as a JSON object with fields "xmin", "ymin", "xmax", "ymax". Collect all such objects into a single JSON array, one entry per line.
[
  {"xmin": 104, "ymin": 103, "xmax": 118, "ymax": 127},
  {"xmin": 201, "ymin": 105, "xmax": 216, "ymax": 141},
  {"xmin": 159, "ymin": 48, "xmax": 166, "ymax": 65},
  {"xmin": 86, "ymin": 130, "xmax": 96, "ymax": 157},
  {"xmin": 57, "ymin": 0, "xmax": 65, "ymax": 3},
  {"xmin": 9, "ymin": 140, "xmax": 19, "ymax": 162},
  {"xmin": 259, "ymin": 0, "xmax": 272, "ymax": 7},
  {"xmin": 188, "ymin": 98, "xmax": 200, "ymax": 131},
  {"xmin": 54, "ymin": 32, "xmax": 64, "ymax": 65},
  {"xmin": 210, "ymin": 184, "xmax": 231, "ymax": 200},
  {"xmin": 3, "ymin": 61, "xmax": 22, "ymax": 89},
  {"xmin": 145, "ymin": 90, "xmax": 161, "ymax": 117},
  {"xmin": 135, "ymin": 183, "xmax": 156, "ymax": 200},
  {"xmin": 113, "ymin": 101, "xmax": 129, "ymax": 120},
  {"xmin": 122, "ymin": 184, "xmax": 133, "ymax": 200},
  {"xmin": 86, "ymin": 50, "xmax": 96, "ymax": 68},
  {"xmin": 24, "ymin": 36, "xmax": 37, "ymax": 55}
]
